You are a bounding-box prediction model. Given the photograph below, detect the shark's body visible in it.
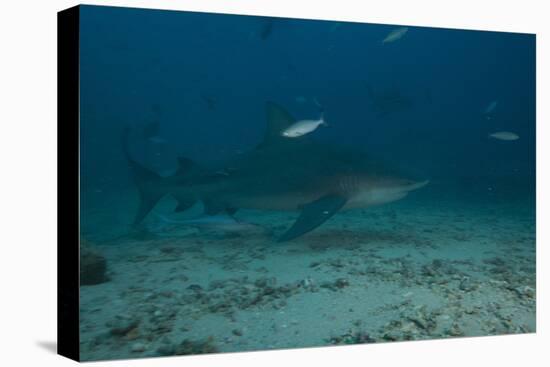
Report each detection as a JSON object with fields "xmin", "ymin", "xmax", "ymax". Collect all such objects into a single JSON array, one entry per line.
[{"xmin": 124, "ymin": 102, "xmax": 428, "ymax": 241}]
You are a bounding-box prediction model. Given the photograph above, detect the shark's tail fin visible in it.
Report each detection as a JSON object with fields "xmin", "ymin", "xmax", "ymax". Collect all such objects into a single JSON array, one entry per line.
[
  {"xmin": 123, "ymin": 128, "xmax": 202, "ymax": 224},
  {"xmin": 122, "ymin": 127, "xmax": 169, "ymax": 225}
]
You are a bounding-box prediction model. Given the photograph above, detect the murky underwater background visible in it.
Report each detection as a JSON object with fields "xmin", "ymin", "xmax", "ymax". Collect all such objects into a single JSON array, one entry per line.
[{"xmin": 77, "ymin": 5, "xmax": 535, "ymax": 361}]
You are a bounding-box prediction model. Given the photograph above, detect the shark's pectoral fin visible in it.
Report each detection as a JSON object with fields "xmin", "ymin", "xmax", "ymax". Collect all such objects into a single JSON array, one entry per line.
[{"xmin": 278, "ymin": 194, "xmax": 347, "ymax": 242}]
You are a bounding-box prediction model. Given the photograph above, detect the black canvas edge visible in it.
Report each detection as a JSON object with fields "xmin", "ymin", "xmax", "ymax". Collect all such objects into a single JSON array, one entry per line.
[{"xmin": 57, "ymin": 5, "xmax": 81, "ymax": 362}]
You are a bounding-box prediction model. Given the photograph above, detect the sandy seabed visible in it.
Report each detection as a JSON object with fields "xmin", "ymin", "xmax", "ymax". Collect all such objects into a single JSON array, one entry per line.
[{"xmin": 79, "ymin": 191, "xmax": 535, "ymax": 361}]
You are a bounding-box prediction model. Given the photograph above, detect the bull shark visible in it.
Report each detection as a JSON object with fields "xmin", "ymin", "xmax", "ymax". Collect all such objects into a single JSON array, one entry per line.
[{"xmin": 123, "ymin": 102, "xmax": 428, "ymax": 241}]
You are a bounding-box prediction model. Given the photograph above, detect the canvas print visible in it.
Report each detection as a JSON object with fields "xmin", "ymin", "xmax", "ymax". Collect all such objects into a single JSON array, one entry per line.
[{"xmin": 73, "ymin": 4, "xmax": 535, "ymax": 361}]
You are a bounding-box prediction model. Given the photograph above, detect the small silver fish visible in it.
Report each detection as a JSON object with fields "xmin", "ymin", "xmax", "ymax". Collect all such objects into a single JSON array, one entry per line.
[
  {"xmin": 489, "ymin": 131, "xmax": 519, "ymax": 141},
  {"xmin": 382, "ymin": 27, "xmax": 408, "ymax": 44},
  {"xmin": 281, "ymin": 113, "xmax": 327, "ymax": 138}
]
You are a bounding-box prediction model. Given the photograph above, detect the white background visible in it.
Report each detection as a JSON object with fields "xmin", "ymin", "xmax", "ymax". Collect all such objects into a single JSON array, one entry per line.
[{"xmin": 0, "ymin": 0, "xmax": 547, "ymax": 365}]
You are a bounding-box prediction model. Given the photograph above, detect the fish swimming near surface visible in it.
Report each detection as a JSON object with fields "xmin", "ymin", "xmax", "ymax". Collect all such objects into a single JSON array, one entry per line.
[
  {"xmin": 382, "ymin": 27, "xmax": 408, "ymax": 44},
  {"xmin": 489, "ymin": 131, "xmax": 519, "ymax": 141},
  {"xmin": 123, "ymin": 102, "xmax": 429, "ymax": 241}
]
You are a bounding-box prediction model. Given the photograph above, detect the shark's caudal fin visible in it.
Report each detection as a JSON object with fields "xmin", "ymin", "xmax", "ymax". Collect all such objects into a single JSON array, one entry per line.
[
  {"xmin": 278, "ymin": 194, "xmax": 347, "ymax": 242},
  {"xmin": 122, "ymin": 128, "xmax": 198, "ymax": 224},
  {"xmin": 122, "ymin": 128, "xmax": 167, "ymax": 225}
]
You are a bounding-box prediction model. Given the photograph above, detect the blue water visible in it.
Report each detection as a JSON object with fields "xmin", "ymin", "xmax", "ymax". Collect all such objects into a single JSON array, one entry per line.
[{"xmin": 77, "ymin": 5, "xmax": 535, "ymax": 361}]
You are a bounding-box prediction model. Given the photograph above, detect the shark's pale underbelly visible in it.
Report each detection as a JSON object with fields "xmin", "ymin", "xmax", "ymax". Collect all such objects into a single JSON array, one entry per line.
[
  {"xmin": 226, "ymin": 192, "xmax": 318, "ymax": 211},
  {"xmin": 225, "ymin": 188, "xmax": 409, "ymax": 212},
  {"xmin": 344, "ymin": 191, "xmax": 408, "ymax": 209}
]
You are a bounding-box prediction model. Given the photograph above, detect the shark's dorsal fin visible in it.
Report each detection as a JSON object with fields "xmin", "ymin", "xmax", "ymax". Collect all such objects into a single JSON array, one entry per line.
[
  {"xmin": 258, "ymin": 102, "xmax": 297, "ymax": 149},
  {"xmin": 277, "ymin": 194, "xmax": 347, "ymax": 242}
]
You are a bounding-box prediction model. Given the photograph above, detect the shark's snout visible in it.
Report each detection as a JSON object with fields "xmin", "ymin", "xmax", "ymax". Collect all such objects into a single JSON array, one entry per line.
[{"xmin": 347, "ymin": 177, "xmax": 429, "ymax": 209}]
